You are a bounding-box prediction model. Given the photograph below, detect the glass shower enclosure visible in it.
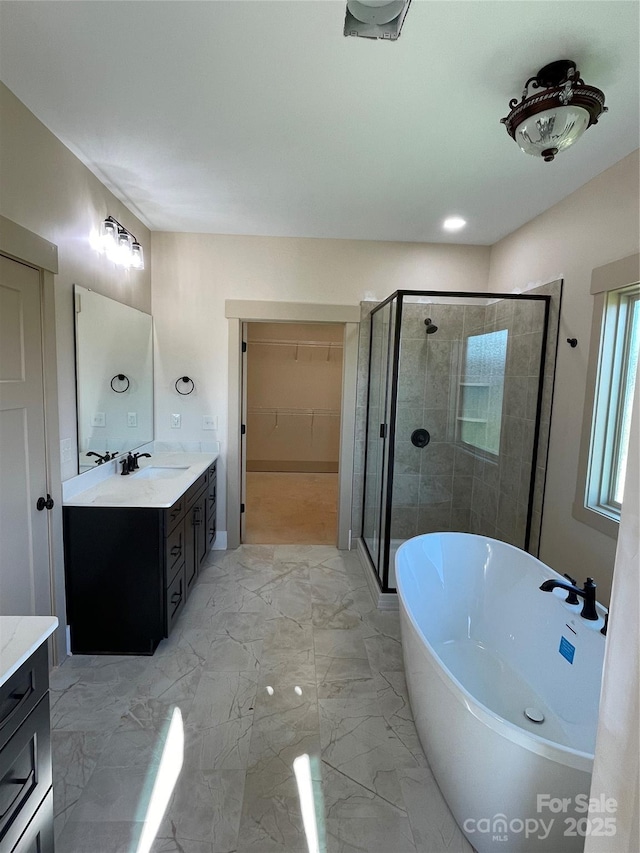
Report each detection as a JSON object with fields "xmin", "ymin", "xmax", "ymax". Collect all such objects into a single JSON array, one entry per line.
[{"xmin": 362, "ymin": 290, "xmax": 551, "ymax": 592}]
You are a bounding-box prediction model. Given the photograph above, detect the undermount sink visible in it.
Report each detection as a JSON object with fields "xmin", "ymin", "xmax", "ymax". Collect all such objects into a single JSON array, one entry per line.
[{"xmin": 134, "ymin": 466, "xmax": 189, "ymax": 480}]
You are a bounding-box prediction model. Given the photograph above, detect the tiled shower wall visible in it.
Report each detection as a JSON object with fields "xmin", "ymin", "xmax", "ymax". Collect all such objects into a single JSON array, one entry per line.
[
  {"xmin": 391, "ymin": 302, "xmax": 469, "ymax": 539},
  {"xmin": 466, "ymin": 297, "xmax": 548, "ymax": 547},
  {"xmin": 351, "ymin": 282, "xmax": 561, "ymax": 561}
]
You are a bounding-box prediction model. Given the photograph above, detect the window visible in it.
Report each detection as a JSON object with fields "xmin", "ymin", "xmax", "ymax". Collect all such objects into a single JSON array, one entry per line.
[{"xmin": 586, "ymin": 283, "xmax": 640, "ymax": 520}]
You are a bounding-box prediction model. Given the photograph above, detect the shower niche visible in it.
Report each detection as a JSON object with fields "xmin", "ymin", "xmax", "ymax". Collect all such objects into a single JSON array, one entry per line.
[{"xmin": 359, "ymin": 288, "xmax": 560, "ymax": 594}]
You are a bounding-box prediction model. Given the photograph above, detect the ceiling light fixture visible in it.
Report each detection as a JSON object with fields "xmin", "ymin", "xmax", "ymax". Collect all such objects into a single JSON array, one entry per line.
[
  {"xmin": 443, "ymin": 216, "xmax": 467, "ymax": 232},
  {"xmin": 500, "ymin": 60, "xmax": 607, "ymax": 163},
  {"xmin": 98, "ymin": 216, "xmax": 144, "ymax": 269},
  {"xmin": 344, "ymin": 0, "xmax": 411, "ymax": 40}
]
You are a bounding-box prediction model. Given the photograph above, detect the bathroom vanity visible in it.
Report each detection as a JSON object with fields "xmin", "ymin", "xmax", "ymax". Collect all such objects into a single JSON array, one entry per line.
[
  {"xmin": 0, "ymin": 616, "xmax": 58, "ymax": 852},
  {"xmin": 63, "ymin": 453, "xmax": 217, "ymax": 655}
]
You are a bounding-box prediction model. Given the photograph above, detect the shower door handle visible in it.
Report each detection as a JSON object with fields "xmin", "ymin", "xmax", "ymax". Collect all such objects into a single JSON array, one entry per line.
[{"xmin": 379, "ymin": 423, "xmax": 387, "ymax": 439}]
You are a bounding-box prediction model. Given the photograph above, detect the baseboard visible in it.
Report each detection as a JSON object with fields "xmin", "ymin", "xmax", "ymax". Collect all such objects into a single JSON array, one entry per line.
[
  {"xmin": 355, "ymin": 538, "xmax": 399, "ymax": 611},
  {"xmin": 247, "ymin": 461, "xmax": 339, "ymax": 473},
  {"xmin": 212, "ymin": 531, "xmax": 228, "ymax": 550}
]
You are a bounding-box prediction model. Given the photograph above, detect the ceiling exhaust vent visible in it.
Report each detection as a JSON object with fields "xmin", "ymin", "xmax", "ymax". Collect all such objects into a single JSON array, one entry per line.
[{"xmin": 344, "ymin": 0, "xmax": 412, "ymax": 40}]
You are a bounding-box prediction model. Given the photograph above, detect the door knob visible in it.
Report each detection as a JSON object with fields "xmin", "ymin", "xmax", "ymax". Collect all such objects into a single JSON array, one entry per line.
[{"xmin": 36, "ymin": 494, "xmax": 54, "ymax": 511}]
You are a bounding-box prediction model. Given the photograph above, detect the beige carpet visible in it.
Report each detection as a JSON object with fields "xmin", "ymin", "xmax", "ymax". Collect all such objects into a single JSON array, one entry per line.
[{"xmin": 244, "ymin": 471, "xmax": 338, "ymax": 544}]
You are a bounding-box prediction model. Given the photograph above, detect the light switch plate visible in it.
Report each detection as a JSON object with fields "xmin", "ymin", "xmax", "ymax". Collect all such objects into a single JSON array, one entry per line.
[
  {"xmin": 127, "ymin": 412, "xmax": 137, "ymax": 427},
  {"xmin": 171, "ymin": 413, "xmax": 181, "ymax": 429},
  {"xmin": 202, "ymin": 415, "xmax": 217, "ymax": 430}
]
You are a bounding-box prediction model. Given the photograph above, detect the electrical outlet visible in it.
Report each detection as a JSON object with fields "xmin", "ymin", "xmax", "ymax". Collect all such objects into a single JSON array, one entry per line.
[
  {"xmin": 202, "ymin": 415, "xmax": 217, "ymax": 430},
  {"xmin": 171, "ymin": 413, "xmax": 181, "ymax": 429},
  {"xmin": 91, "ymin": 412, "xmax": 106, "ymax": 427},
  {"xmin": 127, "ymin": 412, "xmax": 137, "ymax": 428}
]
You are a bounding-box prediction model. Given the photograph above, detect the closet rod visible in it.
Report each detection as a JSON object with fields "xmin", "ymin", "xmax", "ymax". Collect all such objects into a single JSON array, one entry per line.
[{"xmin": 248, "ymin": 339, "xmax": 344, "ymax": 349}]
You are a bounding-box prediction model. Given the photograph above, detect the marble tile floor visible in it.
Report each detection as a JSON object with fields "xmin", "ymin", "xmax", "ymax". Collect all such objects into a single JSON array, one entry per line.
[{"xmin": 51, "ymin": 545, "xmax": 473, "ymax": 853}]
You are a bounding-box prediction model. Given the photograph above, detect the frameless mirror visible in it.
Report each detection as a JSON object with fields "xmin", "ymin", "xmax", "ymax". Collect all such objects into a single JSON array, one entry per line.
[{"xmin": 74, "ymin": 285, "xmax": 153, "ymax": 472}]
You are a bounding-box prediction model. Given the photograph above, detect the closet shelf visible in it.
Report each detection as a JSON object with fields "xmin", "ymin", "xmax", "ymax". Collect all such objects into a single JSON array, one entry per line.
[{"xmin": 248, "ymin": 407, "xmax": 340, "ymax": 417}]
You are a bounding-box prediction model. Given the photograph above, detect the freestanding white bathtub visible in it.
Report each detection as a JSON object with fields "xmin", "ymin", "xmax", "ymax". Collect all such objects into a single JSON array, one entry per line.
[{"xmin": 396, "ymin": 533, "xmax": 607, "ymax": 853}]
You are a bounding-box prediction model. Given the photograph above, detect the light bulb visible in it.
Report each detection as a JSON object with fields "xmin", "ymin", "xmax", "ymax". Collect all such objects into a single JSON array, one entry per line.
[
  {"xmin": 116, "ymin": 230, "xmax": 133, "ymax": 268},
  {"xmin": 131, "ymin": 241, "xmax": 144, "ymax": 270},
  {"xmin": 100, "ymin": 218, "xmax": 118, "ymax": 255}
]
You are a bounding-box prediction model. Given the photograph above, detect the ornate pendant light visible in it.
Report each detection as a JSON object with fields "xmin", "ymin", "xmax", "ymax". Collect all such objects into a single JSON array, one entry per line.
[{"xmin": 501, "ymin": 60, "xmax": 607, "ymax": 162}]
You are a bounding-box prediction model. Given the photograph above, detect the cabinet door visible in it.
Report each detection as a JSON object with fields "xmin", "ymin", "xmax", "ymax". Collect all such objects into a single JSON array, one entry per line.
[
  {"xmin": 184, "ymin": 503, "xmax": 196, "ymax": 596},
  {"xmin": 206, "ymin": 469, "xmax": 217, "ymax": 548},
  {"xmin": 195, "ymin": 490, "xmax": 207, "ymax": 568},
  {"xmin": 166, "ymin": 566, "xmax": 186, "ymax": 636},
  {"xmin": 185, "ymin": 489, "xmax": 207, "ymax": 596}
]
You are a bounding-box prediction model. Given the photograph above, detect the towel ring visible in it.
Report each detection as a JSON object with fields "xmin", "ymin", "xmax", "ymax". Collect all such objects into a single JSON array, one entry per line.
[
  {"xmin": 110, "ymin": 373, "xmax": 130, "ymax": 393},
  {"xmin": 175, "ymin": 376, "xmax": 195, "ymax": 395}
]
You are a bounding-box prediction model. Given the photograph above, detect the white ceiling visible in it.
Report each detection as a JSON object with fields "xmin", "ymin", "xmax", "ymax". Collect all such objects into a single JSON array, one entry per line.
[{"xmin": 0, "ymin": 1, "xmax": 638, "ymax": 245}]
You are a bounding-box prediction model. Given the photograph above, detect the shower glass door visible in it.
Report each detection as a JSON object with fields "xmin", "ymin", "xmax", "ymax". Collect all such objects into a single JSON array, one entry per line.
[
  {"xmin": 362, "ymin": 297, "xmax": 395, "ymax": 585},
  {"xmin": 389, "ymin": 293, "xmax": 549, "ymax": 586}
]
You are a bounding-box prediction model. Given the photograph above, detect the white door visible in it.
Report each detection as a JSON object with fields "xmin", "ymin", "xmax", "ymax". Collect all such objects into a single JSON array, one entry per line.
[
  {"xmin": 240, "ymin": 323, "xmax": 248, "ymax": 542},
  {"xmin": 0, "ymin": 254, "xmax": 52, "ymax": 616}
]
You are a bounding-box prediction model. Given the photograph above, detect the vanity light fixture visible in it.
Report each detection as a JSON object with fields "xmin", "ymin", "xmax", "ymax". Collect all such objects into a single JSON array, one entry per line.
[
  {"xmin": 443, "ymin": 216, "xmax": 467, "ymax": 232},
  {"xmin": 344, "ymin": 0, "xmax": 411, "ymax": 40},
  {"xmin": 500, "ymin": 60, "xmax": 607, "ymax": 163},
  {"xmin": 98, "ymin": 216, "xmax": 145, "ymax": 270}
]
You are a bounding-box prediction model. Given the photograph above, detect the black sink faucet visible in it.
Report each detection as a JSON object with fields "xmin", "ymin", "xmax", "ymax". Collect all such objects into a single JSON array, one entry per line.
[
  {"xmin": 132, "ymin": 452, "xmax": 151, "ymax": 470},
  {"xmin": 539, "ymin": 577, "xmax": 598, "ymax": 621},
  {"xmin": 86, "ymin": 451, "xmax": 116, "ymax": 465}
]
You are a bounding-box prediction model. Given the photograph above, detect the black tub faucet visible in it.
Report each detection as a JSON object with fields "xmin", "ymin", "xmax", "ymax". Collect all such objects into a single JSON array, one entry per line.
[{"xmin": 539, "ymin": 576, "xmax": 598, "ymax": 621}]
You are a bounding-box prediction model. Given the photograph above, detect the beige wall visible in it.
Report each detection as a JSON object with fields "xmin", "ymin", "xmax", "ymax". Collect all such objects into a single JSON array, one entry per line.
[
  {"xmin": 0, "ymin": 83, "xmax": 152, "ymax": 481},
  {"xmin": 151, "ymin": 232, "xmax": 491, "ymax": 532},
  {"xmin": 487, "ymin": 151, "xmax": 640, "ymax": 603}
]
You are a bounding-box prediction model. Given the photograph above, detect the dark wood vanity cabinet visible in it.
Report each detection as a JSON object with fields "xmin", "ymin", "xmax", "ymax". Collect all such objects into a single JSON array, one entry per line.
[
  {"xmin": 63, "ymin": 461, "xmax": 217, "ymax": 655},
  {"xmin": 0, "ymin": 644, "xmax": 54, "ymax": 853}
]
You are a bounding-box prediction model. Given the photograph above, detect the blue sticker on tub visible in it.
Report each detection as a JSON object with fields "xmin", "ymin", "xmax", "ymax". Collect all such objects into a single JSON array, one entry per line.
[{"xmin": 559, "ymin": 636, "xmax": 575, "ymax": 664}]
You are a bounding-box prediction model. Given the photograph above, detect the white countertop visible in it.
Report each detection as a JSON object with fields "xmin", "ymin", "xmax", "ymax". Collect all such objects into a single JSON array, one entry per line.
[
  {"xmin": 0, "ymin": 616, "xmax": 58, "ymax": 687},
  {"xmin": 63, "ymin": 452, "xmax": 217, "ymax": 508}
]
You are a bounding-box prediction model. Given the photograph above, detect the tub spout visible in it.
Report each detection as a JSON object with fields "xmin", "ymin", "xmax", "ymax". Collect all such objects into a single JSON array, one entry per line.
[{"xmin": 539, "ymin": 577, "xmax": 599, "ymax": 621}]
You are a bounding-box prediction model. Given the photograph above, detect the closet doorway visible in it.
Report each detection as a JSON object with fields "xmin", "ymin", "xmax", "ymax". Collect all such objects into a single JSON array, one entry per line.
[{"xmin": 243, "ymin": 322, "xmax": 343, "ymax": 544}]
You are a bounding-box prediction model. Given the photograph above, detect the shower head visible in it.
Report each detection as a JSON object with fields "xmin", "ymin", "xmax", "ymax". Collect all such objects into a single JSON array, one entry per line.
[{"xmin": 424, "ymin": 318, "xmax": 438, "ymax": 335}]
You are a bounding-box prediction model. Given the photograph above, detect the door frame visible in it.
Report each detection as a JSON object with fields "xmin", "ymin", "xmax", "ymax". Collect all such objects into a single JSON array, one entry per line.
[
  {"xmin": 0, "ymin": 215, "xmax": 66, "ymax": 666},
  {"xmin": 225, "ymin": 299, "xmax": 361, "ymax": 550}
]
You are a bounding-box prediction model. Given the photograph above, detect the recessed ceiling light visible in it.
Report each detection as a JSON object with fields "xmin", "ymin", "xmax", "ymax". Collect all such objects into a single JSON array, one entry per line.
[{"xmin": 443, "ymin": 217, "xmax": 467, "ymax": 232}]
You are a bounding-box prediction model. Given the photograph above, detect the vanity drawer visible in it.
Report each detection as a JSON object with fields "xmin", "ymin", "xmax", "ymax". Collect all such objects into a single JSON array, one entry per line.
[
  {"xmin": 0, "ymin": 693, "xmax": 51, "ymax": 851},
  {"xmin": 165, "ymin": 518, "xmax": 185, "ymax": 576},
  {"xmin": 10, "ymin": 788, "xmax": 53, "ymax": 853},
  {"xmin": 0, "ymin": 645, "xmax": 48, "ymax": 750},
  {"xmin": 166, "ymin": 566, "xmax": 186, "ymax": 636},
  {"xmin": 166, "ymin": 497, "xmax": 184, "ymax": 531},
  {"xmin": 185, "ymin": 471, "xmax": 208, "ymax": 510}
]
